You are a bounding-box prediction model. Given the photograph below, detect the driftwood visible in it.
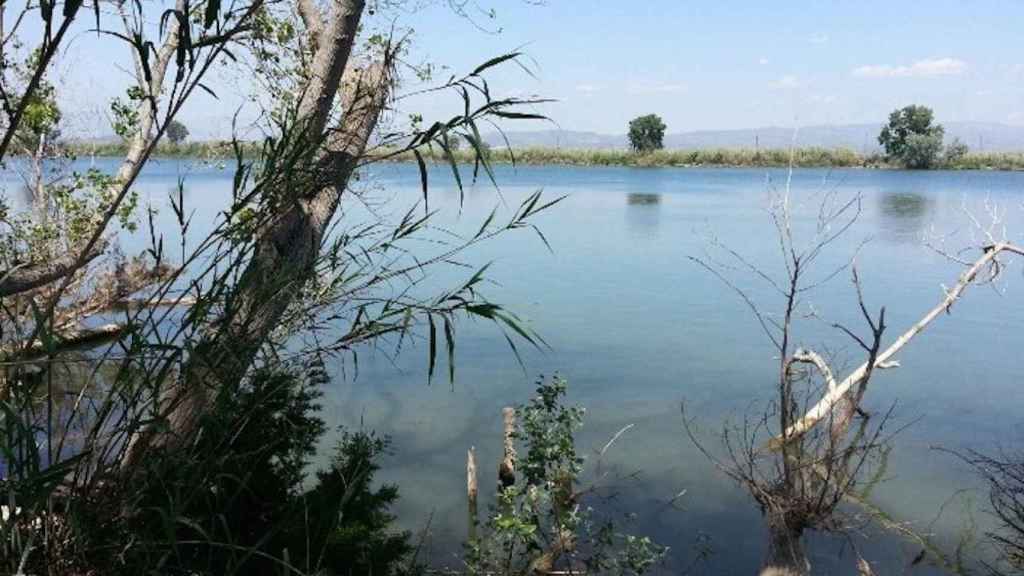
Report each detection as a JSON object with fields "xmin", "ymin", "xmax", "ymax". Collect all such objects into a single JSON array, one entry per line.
[
  {"xmin": 1, "ymin": 259, "xmax": 177, "ymax": 362},
  {"xmin": 0, "ymin": 324, "xmax": 126, "ymax": 401},
  {"xmin": 0, "ymin": 243, "xmax": 105, "ymax": 298}
]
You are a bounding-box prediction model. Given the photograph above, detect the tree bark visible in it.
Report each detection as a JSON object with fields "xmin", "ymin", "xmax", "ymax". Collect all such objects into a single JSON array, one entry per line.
[
  {"xmin": 123, "ymin": 0, "xmax": 385, "ymax": 466},
  {"xmin": 467, "ymin": 446, "xmax": 478, "ymax": 542},
  {"xmin": 761, "ymin": 509, "xmax": 809, "ymax": 576},
  {"xmin": 498, "ymin": 406, "xmax": 516, "ymax": 490},
  {"xmin": 114, "ymin": 0, "xmax": 185, "ymax": 186}
]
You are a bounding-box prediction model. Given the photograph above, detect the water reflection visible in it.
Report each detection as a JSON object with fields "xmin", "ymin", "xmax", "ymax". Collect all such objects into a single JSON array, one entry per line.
[
  {"xmin": 625, "ymin": 193, "xmax": 661, "ymax": 234},
  {"xmin": 877, "ymin": 190, "xmax": 933, "ymax": 243},
  {"xmin": 627, "ymin": 192, "xmax": 662, "ymax": 206}
]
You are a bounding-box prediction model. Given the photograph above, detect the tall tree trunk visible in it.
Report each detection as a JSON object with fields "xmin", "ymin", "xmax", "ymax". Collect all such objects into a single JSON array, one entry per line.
[
  {"xmin": 761, "ymin": 509, "xmax": 809, "ymax": 576},
  {"xmin": 32, "ymin": 133, "xmax": 46, "ymax": 222},
  {"xmin": 123, "ymin": 0, "xmax": 388, "ymax": 466}
]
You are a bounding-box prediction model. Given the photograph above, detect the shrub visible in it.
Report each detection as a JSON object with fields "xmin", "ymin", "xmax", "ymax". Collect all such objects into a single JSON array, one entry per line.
[
  {"xmin": 301, "ymin": 430, "xmax": 415, "ymax": 576},
  {"xmin": 71, "ymin": 363, "xmax": 416, "ymax": 575},
  {"xmin": 901, "ymin": 132, "xmax": 944, "ymax": 169},
  {"xmin": 166, "ymin": 120, "xmax": 190, "ymax": 144},
  {"xmin": 943, "ymin": 137, "xmax": 970, "ymax": 165},
  {"xmin": 466, "ymin": 375, "xmax": 666, "ymax": 576}
]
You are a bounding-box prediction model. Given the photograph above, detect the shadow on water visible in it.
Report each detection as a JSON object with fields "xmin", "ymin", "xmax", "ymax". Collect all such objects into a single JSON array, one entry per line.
[
  {"xmin": 626, "ymin": 192, "xmax": 662, "ymax": 234},
  {"xmin": 627, "ymin": 192, "xmax": 662, "ymax": 206},
  {"xmin": 876, "ymin": 190, "xmax": 934, "ymax": 243}
]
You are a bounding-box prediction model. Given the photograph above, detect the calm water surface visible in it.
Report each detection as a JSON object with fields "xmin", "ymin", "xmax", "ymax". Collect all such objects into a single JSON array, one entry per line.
[{"xmin": 6, "ymin": 159, "xmax": 1024, "ymax": 574}]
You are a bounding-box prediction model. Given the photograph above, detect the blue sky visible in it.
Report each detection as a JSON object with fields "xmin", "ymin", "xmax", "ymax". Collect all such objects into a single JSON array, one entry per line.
[{"xmin": 30, "ymin": 0, "xmax": 1024, "ymax": 138}]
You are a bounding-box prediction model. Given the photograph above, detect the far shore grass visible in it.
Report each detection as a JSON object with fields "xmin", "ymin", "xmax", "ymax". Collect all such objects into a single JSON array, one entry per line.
[{"xmin": 60, "ymin": 141, "xmax": 1024, "ymax": 171}]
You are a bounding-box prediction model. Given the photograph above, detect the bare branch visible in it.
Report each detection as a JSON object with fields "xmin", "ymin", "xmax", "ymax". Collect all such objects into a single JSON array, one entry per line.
[
  {"xmin": 688, "ymin": 255, "xmax": 781, "ymax": 350},
  {"xmin": 790, "ymin": 348, "xmax": 837, "ymax": 392}
]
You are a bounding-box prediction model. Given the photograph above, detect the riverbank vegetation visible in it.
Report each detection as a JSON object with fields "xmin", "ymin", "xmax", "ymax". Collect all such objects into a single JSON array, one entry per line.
[
  {"xmin": 58, "ymin": 141, "xmax": 1024, "ymax": 170},
  {"xmin": 0, "ymin": 0, "xmax": 578, "ymax": 573},
  {"xmin": 379, "ymin": 145, "xmax": 1024, "ymax": 170}
]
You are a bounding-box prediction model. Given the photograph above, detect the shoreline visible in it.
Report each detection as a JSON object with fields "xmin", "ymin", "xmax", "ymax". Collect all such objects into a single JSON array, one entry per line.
[{"xmin": 51, "ymin": 143, "xmax": 1024, "ymax": 171}]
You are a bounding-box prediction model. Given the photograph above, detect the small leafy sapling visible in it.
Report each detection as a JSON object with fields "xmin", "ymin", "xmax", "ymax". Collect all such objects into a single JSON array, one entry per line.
[{"xmin": 468, "ymin": 375, "xmax": 666, "ymax": 575}]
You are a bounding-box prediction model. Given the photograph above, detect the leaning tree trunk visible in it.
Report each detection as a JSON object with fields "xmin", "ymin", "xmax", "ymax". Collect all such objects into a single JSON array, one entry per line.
[
  {"xmin": 124, "ymin": 0, "xmax": 389, "ymax": 466},
  {"xmin": 762, "ymin": 509, "xmax": 810, "ymax": 576}
]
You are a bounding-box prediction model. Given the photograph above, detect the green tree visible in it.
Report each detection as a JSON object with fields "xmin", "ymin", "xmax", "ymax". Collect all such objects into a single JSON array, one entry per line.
[
  {"xmin": 878, "ymin": 105, "xmax": 945, "ymax": 168},
  {"xmin": 166, "ymin": 119, "xmax": 189, "ymax": 144},
  {"xmin": 943, "ymin": 137, "xmax": 969, "ymax": 165},
  {"xmin": 901, "ymin": 132, "xmax": 944, "ymax": 169},
  {"xmin": 627, "ymin": 114, "xmax": 666, "ymax": 153},
  {"xmin": 0, "ymin": 0, "xmax": 554, "ymax": 572}
]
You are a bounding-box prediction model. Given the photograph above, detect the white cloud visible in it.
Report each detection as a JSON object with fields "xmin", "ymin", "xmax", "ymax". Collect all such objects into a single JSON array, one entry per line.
[
  {"xmin": 627, "ymin": 83, "xmax": 688, "ymax": 95},
  {"xmin": 575, "ymin": 84, "xmax": 600, "ymax": 94},
  {"xmin": 852, "ymin": 58, "xmax": 967, "ymax": 78},
  {"xmin": 975, "ymin": 89, "xmax": 994, "ymax": 96},
  {"xmin": 1009, "ymin": 111, "xmax": 1024, "ymax": 124},
  {"xmin": 758, "ymin": 57, "xmax": 770, "ymax": 65},
  {"xmin": 769, "ymin": 75, "xmax": 800, "ymax": 89},
  {"xmin": 808, "ymin": 32, "xmax": 829, "ymax": 44}
]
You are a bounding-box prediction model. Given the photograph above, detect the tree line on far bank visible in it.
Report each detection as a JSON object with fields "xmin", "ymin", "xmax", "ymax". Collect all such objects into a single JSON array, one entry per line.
[{"xmin": 627, "ymin": 104, "xmax": 976, "ymax": 169}]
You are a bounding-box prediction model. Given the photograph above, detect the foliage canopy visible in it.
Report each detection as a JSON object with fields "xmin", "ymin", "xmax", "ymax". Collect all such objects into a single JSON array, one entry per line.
[
  {"xmin": 878, "ymin": 105, "xmax": 945, "ymax": 168},
  {"xmin": 628, "ymin": 114, "xmax": 666, "ymax": 153},
  {"xmin": 166, "ymin": 119, "xmax": 189, "ymax": 144}
]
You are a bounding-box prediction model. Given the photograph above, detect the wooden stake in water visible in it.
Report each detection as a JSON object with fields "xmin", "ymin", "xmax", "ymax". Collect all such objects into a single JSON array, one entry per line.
[
  {"xmin": 498, "ymin": 406, "xmax": 516, "ymax": 491},
  {"xmin": 467, "ymin": 446, "xmax": 478, "ymax": 542}
]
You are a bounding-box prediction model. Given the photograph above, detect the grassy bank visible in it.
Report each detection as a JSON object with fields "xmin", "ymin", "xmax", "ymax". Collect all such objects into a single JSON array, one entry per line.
[
  {"xmin": 61, "ymin": 141, "xmax": 1024, "ymax": 170},
  {"xmin": 63, "ymin": 140, "xmax": 259, "ymax": 159},
  {"xmin": 384, "ymin": 146, "xmax": 1024, "ymax": 170},
  {"xmin": 397, "ymin": 146, "xmax": 869, "ymax": 168}
]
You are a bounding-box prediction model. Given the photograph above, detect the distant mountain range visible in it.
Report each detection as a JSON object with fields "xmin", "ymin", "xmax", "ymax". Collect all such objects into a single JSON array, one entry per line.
[{"xmin": 482, "ymin": 122, "xmax": 1024, "ymax": 152}]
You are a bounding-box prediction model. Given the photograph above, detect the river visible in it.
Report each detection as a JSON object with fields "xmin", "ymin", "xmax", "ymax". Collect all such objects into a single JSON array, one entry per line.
[{"xmin": 5, "ymin": 158, "xmax": 1024, "ymax": 573}]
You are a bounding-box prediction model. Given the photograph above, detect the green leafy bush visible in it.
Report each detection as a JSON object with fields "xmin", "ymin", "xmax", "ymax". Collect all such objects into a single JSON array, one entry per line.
[
  {"xmin": 466, "ymin": 375, "xmax": 666, "ymax": 576},
  {"xmin": 300, "ymin": 430, "xmax": 415, "ymax": 576},
  {"xmin": 901, "ymin": 132, "xmax": 944, "ymax": 169},
  {"xmin": 81, "ymin": 363, "xmax": 416, "ymax": 575},
  {"xmin": 943, "ymin": 137, "xmax": 970, "ymax": 165}
]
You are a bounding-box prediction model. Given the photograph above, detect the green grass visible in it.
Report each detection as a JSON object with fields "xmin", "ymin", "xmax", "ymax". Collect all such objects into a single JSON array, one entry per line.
[
  {"xmin": 940, "ymin": 151, "xmax": 1024, "ymax": 171},
  {"xmin": 381, "ymin": 146, "xmax": 1024, "ymax": 170},
  {"xmin": 59, "ymin": 141, "xmax": 1024, "ymax": 170},
  {"xmin": 383, "ymin": 146, "xmax": 868, "ymax": 168},
  {"xmin": 63, "ymin": 140, "xmax": 260, "ymax": 159}
]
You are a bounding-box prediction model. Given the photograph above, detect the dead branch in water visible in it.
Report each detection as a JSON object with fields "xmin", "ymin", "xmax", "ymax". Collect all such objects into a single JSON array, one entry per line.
[
  {"xmin": 0, "ymin": 242, "xmax": 106, "ymax": 297},
  {"xmin": 771, "ymin": 241, "xmax": 1024, "ymax": 450}
]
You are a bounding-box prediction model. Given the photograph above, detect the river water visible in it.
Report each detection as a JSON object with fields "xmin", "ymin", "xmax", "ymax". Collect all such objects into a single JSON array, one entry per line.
[{"xmin": 5, "ymin": 158, "xmax": 1024, "ymax": 574}]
